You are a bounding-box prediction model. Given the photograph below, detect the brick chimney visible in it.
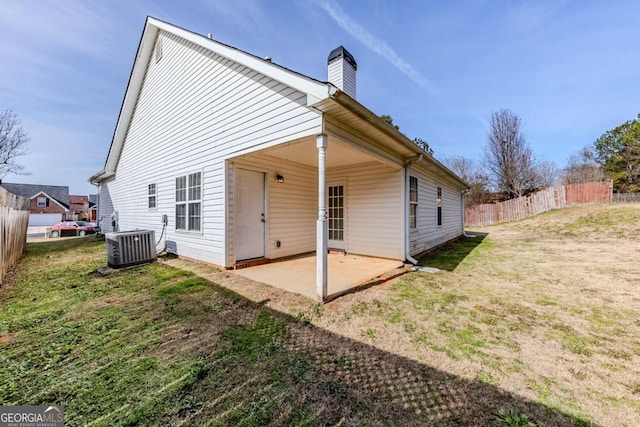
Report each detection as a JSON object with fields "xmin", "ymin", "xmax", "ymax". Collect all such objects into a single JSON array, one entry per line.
[{"xmin": 328, "ymin": 46, "xmax": 357, "ymax": 99}]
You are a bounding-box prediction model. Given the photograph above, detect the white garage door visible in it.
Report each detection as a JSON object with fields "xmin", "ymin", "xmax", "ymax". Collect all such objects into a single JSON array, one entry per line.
[{"xmin": 28, "ymin": 213, "xmax": 62, "ymax": 226}]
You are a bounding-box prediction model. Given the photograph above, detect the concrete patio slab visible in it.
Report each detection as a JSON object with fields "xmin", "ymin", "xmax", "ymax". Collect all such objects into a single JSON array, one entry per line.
[{"xmin": 234, "ymin": 254, "xmax": 405, "ymax": 300}]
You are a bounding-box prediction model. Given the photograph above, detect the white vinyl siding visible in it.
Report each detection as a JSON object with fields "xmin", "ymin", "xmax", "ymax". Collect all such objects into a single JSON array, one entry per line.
[
  {"xmin": 408, "ymin": 166, "xmax": 463, "ymax": 256},
  {"xmin": 227, "ymin": 154, "xmax": 317, "ymax": 264},
  {"xmin": 229, "ymin": 157, "xmax": 405, "ymax": 262},
  {"xmin": 101, "ymin": 30, "xmax": 322, "ymax": 265},
  {"xmin": 328, "ymin": 59, "xmax": 356, "ymax": 99},
  {"xmin": 97, "ymin": 181, "xmax": 115, "ymax": 233},
  {"xmin": 328, "ymin": 162, "xmax": 403, "ymax": 260}
]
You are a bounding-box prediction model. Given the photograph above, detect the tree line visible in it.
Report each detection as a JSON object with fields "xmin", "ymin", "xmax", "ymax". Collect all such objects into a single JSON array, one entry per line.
[{"xmin": 385, "ymin": 109, "xmax": 639, "ymax": 207}]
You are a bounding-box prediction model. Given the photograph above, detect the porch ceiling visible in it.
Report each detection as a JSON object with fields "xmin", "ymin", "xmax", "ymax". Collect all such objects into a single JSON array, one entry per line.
[{"xmin": 261, "ymin": 137, "xmax": 383, "ymax": 168}]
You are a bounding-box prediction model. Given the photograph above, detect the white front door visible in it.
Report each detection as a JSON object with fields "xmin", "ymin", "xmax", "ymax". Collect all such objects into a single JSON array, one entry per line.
[
  {"xmin": 328, "ymin": 182, "xmax": 346, "ymax": 250},
  {"xmin": 235, "ymin": 168, "xmax": 266, "ymax": 260}
]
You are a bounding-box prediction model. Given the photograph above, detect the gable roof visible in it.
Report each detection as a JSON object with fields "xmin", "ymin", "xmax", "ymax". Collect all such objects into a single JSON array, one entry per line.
[
  {"xmin": 1, "ymin": 182, "xmax": 70, "ymax": 207},
  {"xmin": 31, "ymin": 191, "xmax": 70, "ymax": 210},
  {"xmin": 90, "ymin": 16, "xmax": 331, "ymax": 185},
  {"xmin": 90, "ymin": 17, "xmax": 467, "ymax": 190}
]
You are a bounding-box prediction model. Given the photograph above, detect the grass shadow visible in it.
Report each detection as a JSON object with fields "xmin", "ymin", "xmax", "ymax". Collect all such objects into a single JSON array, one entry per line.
[
  {"xmin": 417, "ymin": 232, "xmax": 488, "ymax": 271},
  {"xmin": 0, "ymin": 237, "xmax": 596, "ymax": 426}
]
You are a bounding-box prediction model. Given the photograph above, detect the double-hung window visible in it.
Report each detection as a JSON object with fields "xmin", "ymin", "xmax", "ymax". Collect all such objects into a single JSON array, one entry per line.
[
  {"xmin": 175, "ymin": 172, "xmax": 201, "ymax": 231},
  {"xmin": 148, "ymin": 183, "xmax": 157, "ymax": 209},
  {"xmin": 409, "ymin": 176, "xmax": 418, "ymax": 229},
  {"xmin": 437, "ymin": 186, "xmax": 443, "ymax": 226},
  {"xmin": 37, "ymin": 196, "xmax": 47, "ymax": 207}
]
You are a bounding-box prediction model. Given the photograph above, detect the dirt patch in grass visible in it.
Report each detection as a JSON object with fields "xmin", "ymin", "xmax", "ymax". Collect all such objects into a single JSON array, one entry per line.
[{"xmin": 0, "ymin": 333, "xmax": 15, "ymax": 344}]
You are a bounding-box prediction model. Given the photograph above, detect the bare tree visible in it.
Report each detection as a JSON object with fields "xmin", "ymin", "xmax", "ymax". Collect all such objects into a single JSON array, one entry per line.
[
  {"xmin": 483, "ymin": 109, "xmax": 538, "ymax": 199},
  {"xmin": 0, "ymin": 110, "xmax": 29, "ymax": 178},
  {"xmin": 443, "ymin": 155, "xmax": 490, "ymax": 206},
  {"xmin": 536, "ymin": 160, "xmax": 558, "ymax": 188},
  {"xmin": 561, "ymin": 146, "xmax": 606, "ymax": 184}
]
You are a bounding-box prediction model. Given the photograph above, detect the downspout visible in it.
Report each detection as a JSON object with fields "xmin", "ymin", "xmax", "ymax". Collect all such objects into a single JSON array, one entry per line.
[
  {"xmin": 461, "ymin": 189, "xmax": 475, "ymax": 238},
  {"xmin": 404, "ymin": 154, "xmax": 423, "ymax": 265},
  {"xmin": 96, "ymin": 184, "xmax": 101, "ymax": 231}
]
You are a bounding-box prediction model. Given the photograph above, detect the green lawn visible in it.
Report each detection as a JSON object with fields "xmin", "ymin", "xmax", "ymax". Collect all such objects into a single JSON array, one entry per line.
[
  {"xmin": 3, "ymin": 204, "xmax": 637, "ymax": 426},
  {"xmin": 1, "ymin": 238, "xmax": 413, "ymax": 426}
]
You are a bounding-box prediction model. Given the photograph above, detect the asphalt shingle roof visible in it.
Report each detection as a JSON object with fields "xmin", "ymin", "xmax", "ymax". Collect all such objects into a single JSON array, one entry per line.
[{"xmin": 0, "ymin": 182, "xmax": 70, "ymax": 208}]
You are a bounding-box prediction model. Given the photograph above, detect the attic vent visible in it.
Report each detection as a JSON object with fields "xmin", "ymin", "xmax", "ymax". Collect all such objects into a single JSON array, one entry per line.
[{"xmin": 155, "ymin": 38, "xmax": 162, "ymax": 63}]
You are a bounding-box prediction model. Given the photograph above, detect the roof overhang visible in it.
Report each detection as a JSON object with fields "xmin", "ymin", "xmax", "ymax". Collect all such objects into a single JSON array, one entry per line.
[{"xmin": 313, "ymin": 90, "xmax": 469, "ymax": 190}]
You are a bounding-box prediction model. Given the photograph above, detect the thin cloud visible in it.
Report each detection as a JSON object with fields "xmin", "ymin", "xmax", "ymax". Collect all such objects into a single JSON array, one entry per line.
[
  {"xmin": 198, "ymin": 0, "xmax": 269, "ymax": 31},
  {"xmin": 318, "ymin": 0, "xmax": 439, "ymax": 97}
]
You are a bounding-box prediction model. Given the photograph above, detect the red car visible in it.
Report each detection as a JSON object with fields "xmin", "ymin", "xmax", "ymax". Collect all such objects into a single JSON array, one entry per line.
[{"xmin": 50, "ymin": 221, "xmax": 100, "ymax": 237}]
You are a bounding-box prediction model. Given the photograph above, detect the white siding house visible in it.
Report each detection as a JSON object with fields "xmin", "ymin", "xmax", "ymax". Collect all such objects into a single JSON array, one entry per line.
[{"xmin": 90, "ymin": 17, "xmax": 468, "ymax": 301}]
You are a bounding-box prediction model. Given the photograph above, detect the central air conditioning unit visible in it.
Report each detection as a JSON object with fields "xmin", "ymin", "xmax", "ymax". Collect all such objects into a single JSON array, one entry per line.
[{"xmin": 106, "ymin": 230, "xmax": 156, "ymax": 268}]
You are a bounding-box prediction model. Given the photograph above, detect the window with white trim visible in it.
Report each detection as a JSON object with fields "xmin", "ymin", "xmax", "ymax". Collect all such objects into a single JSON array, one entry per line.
[
  {"xmin": 437, "ymin": 186, "xmax": 443, "ymax": 226},
  {"xmin": 175, "ymin": 172, "xmax": 201, "ymax": 231},
  {"xmin": 37, "ymin": 196, "xmax": 47, "ymax": 207},
  {"xmin": 148, "ymin": 183, "xmax": 157, "ymax": 209},
  {"xmin": 409, "ymin": 176, "xmax": 418, "ymax": 229}
]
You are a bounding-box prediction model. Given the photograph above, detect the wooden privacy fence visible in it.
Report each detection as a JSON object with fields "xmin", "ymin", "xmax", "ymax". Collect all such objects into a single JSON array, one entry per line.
[
  {"xmin": 0, "ymin": 186, "xmax": 30, "ymax": 284},
  {"xmin": 465, "ymin": 181, "xmax": 613, "ymax": 227}
]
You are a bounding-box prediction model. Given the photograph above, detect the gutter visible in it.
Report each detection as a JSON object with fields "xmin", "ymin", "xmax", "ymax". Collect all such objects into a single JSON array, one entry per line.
[{"xmin": 89, "ymin": 170, "xmax": 114, "ymax": 185}]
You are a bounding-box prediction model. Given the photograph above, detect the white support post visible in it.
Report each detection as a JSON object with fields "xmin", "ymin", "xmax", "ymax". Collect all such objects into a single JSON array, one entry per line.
[{"xmin": 316, "ymin": 134, "xmax": 328, "ymax": 301}]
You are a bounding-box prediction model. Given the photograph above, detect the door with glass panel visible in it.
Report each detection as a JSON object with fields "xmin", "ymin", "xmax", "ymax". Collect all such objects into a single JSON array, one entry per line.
[{"xmin": 327, "ymin": 181, "xmax": 345, "ymax": 250}]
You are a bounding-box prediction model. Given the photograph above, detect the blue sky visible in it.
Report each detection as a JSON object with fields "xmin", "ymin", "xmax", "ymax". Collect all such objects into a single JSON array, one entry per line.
[{"xmin": 2, "ymin": 0, "xmax": 639, "ymax": 195}]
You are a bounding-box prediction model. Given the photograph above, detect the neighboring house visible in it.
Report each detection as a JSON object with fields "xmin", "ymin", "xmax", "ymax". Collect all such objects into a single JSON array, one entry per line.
[
  {"xmin": 69, "ymin": 195, "xmax": 90, "ymax": 221},
  {"xmin": 0, "ymin": 182, "xmax": 70, "ymax": 226},
  {"xmin": 90, "ymin": 17, "xmax": 468, "ymax": 300}
]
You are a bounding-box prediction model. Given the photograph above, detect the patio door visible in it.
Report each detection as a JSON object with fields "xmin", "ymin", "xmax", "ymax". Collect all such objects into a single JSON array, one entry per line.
[
  {"xmin": 327, "ymin": 181, "xmax": 346, "ymax": 250},
  {"xmin": 235, "ymin": 168, "xmax": 265, "ymax": 260}
]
